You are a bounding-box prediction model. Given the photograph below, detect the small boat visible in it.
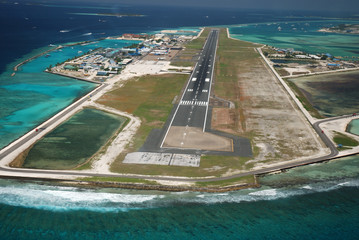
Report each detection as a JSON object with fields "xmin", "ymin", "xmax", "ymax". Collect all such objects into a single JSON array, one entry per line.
[{"xmin": 45, "ymin": 54, "xmax": 51, "ymax": 58}]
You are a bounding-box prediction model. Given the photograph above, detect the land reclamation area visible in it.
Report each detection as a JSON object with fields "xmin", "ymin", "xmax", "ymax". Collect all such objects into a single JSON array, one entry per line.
[
  {"xmin": 10, "ymin": 108, "xmax": 126, "ymax": 170},
  {"xmin": 288, "ymin": 71, "xmax": 359, "ymax": 118},
  {"xmin": 93, "ymin": 28, "xmax": 325, "ymax": 182},
  {"xmin": 8, "ymin": 27, "xmax": 353, "ymax": 189}
]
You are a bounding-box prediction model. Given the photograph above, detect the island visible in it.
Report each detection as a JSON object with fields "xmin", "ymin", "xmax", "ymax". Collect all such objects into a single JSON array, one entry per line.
[
  {"xmin": 0, "ymin": 28, "xmax": 358, "ymax": 192},
  {"xmin": 319, "ymin": 24, "xmax": 359, "ymax": 34}
]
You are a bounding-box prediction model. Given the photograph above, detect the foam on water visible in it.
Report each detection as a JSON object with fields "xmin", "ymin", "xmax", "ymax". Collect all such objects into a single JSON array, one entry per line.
[
  {"xmin": 0, "ymin": 183, "xmax": 161, "ymax": 212},
  {"xmin": 0, "ymin": 176, "xmax": 358, "ymax": 213}
]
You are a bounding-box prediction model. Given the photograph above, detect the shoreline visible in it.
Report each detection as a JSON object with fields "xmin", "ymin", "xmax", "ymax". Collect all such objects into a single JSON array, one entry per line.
[{"xmin": 0, "ymin": 27, "xmax": 358, "ymax": 192}]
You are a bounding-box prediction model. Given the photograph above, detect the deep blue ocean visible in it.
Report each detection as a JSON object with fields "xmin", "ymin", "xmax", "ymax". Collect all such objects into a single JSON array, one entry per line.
[{"xmin": 0, "ymin": 1, "xmax": 359, "ymax": 239}]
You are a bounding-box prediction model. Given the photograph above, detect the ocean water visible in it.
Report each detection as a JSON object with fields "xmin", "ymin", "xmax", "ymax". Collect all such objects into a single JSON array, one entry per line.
[
  {"xmin": 0, "ymin": 34, "xmax": 140, "ymax": 149},
  {"xmin": 0, "ymin": 155, "xmax": 358, "ymax": 239},
  {"xmin": 1, "ymin": 1, "xmax": 359, "ymax": 239}
]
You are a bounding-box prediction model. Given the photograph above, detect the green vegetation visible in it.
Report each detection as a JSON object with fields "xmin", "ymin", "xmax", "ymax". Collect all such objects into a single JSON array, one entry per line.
[
  {"xmin": 170, "ymin": 61, "xmax": 194, "ymax": 67},
  {"xmin": 185, "ymin": 28, "xmax": 210, "ymax": 49},
  {"xmin": 285, "ymin": 79, "xmax": 323, "ymax": 119},
  {"xmin": 95, "ymin": 28, "xmax": 256, "ymax": 182},
  {"xmin": 213, "ymin": 29, "xmax": 259, "ymax": 135},
  {"xmin": 97, "ymin": 68, "xmax": 252, "ymax": 177},
  {"xmin": 333, "ymin": 132, "xmax": 359, "ymax": 148},
  {"xmin": 111, "ymin": 154, "xmax": 251, "ymax": 178},
  {"xmin": 170, "ymin": 28, "xmax": 210, "ymax": 67},
  {"xmin": 80, "ymin": 176, "xmax": 157, "ymax": 185},
  {"xmin": 97, "ymin": 73, "xmax": 187, "ymax": 163},
  {"xmin": 195, "ymin": 175, "xmax": 256, "ymax": 188}
]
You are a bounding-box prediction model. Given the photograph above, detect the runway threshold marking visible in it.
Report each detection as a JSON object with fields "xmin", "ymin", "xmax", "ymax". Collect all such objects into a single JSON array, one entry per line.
[{"xmin": 160, "ymin": 30, "xmax": 218, "ymax": 147}]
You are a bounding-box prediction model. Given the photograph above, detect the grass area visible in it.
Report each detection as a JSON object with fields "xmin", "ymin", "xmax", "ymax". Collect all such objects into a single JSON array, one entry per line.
[
  {"xmin": 170, "ymin": 28, "xmax": 210, "ymax": 67},
  {"xmin": 170, "ymin": 61, "xmax": 194, "ymax": 67},
  {"xmin": 110, "ymin": 154, "xmax": 251, "ymax": 178},
  {"xmin": 213, "ymin": 29, "xmax": 259, "ymax": 134},
  {"xmin": 275, "ymin": 67, "xmax": 290, "ymax": 76},
  {"xmin": 98, "ymin": 73, "xmax": 187, "ymax": 155},
  {"xmin": 285, "ymin": 79, "xmax": 323, "ymax": 119},
  {"xmin": 186, "ymin": 28, "xmax": 210, "ymax": 50},
  {"xmin": 80, "ymin": 175, "xmax": 257, "ymax": 189},
  {"xmin": 333, "ymin": 132, "xmax": 359, "ymax": 147},
  {"xmin": 79, "ymin": 176, "xmax": 157, "ymax": 185},
  {"xmin": 94, "ymin": 28, "xmax": 256, "ymax": 182},
  {"xmin": 194, "ymin": 175, "xmax": 256, "ymax": 188}
]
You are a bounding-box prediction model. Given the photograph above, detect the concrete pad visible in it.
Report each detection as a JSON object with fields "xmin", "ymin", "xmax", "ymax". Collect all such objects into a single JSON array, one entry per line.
[
  {"xmin": 171, "ymin": 154, "xmax": 200, "ymax": 167},
  {"xmin": 123, "ymin": 152, "xmax": 172, "ymax": 165},
  {"xmin": 123, "ymin": 152, "xmax": 200, "ymax": 167},
  {"xmin": 163, "ymin": 126, "xmax": 233, "ymax": 152}
]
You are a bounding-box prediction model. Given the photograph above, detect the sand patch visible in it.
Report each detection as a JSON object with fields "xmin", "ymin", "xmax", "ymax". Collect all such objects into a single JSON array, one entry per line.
[{"xmin": 163, "ymin": 126, "xmax": 233, "ymax": 152}]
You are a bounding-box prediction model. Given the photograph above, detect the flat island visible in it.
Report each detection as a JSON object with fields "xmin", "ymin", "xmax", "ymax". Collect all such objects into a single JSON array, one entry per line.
[
  {"xmin": 0, "ymin": 27, "xmax": 359, "ymax": 192},
  {"xmin": 319, "ymin": 24, "xmax": 359, "ymax": 34}
]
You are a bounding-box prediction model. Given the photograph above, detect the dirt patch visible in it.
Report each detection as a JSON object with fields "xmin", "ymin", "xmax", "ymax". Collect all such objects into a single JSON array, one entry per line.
[
  {"xmin": 163, "ymin": 126, "xmax": 233, "ymax": 152},
  {"xmin": 211, "ymin": 108, "xmax": 238, "ymax": 135},
  {"xmin": 212, "ymin": 29, "xmax": 323, "ymax": 166}
]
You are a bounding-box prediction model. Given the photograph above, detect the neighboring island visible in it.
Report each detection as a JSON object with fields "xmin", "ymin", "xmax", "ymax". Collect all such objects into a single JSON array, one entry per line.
[
  {"xmin": 319, "ymin": 24, "xmax": 359, "ymax": 34},
  {"xmin": 70, "ymin": 12, "xmax": 145, "ymax": 17}
]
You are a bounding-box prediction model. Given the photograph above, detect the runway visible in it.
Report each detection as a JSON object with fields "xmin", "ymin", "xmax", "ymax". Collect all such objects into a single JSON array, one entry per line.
[
  {"xmin": 161, "ymin": 30, "xmax": 221, "ymax": 149},
  {"xmin": 172, "ymin": 29, "xmax": 218, "ymax": 130}
]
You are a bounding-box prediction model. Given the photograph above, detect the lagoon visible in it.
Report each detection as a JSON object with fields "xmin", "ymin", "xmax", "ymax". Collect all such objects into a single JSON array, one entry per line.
[
  {"xmin": 289, "ymin": 71, "xmax": 359, "ymax": 117},
  {"xmin": 21, "ymin": 108, "xmax": 126, "ymax": 170},
  {"xmin": 348, "ymin": 119, "xmax": 359, "ymax": 136},
  {"xmin": 229, "ymin": 20, "xmax": 359, "ymax": 59},
  {"xmin": 0, "ymin": 39, "xmax": 138, "ymax": 150}
]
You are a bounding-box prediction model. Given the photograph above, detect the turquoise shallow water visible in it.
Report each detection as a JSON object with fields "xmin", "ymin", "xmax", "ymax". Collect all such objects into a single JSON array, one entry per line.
[
  {"xmin": 348, "ymin": 119, "xmax": 359, "ymax": 135},
  {"xmin": 229, "ymin": 20, "xmax": 359, "ymax": 58},
  {"xmin": 0, "ymin": 155, "xmax": 358, "ymax": 239},
  {"xmin": 0, "ymin": 39, "xmax": 138, "ymax": 149}
]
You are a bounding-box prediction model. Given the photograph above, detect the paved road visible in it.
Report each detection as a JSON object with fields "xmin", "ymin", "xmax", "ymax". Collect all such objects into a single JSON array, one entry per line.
[
  {"xmin": 0, "ymin": 114, "xmax": 355, "ymax": 183},
  {"xmin": 0, "ymin": 83, "xmax": 106, "ymax": 160},
  {"xmin": 169, "ymin": 29, "xmax": 219, "ymax": 131},
  {"xmin": 0, "ymin": 28, "xmax": 356, "ymax": 184}
]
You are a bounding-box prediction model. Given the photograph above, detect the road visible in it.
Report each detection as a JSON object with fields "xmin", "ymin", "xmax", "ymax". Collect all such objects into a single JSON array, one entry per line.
[
  {"xmin": 0, "ymin": 114, "xmax": 355, "ymax": 183},
  {"xmin": 166, "ymin": 29, "xmax": 219, "ymax": 133},
  {"xmin": 0, "ymin": 28, "xmax": 356, "ymax": 184},
  {"xmin": 0, "ymin": 83, "xmax": 107, "ymax": 161}
]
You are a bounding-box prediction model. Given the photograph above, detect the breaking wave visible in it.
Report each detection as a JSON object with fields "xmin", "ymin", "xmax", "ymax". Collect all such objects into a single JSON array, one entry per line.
[{"xmin": 0, "ymin": 177, "xmax": 358, "ymax": 212}]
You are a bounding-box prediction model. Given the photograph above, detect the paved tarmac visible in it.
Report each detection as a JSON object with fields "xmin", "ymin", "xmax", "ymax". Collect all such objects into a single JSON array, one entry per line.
[
  {"xmin": 0, "ymin": 28, "xmax": 354, "ymax": 184},
  {"xmin": 0, "ymin": 114, "xmax": 355, "ymax": 183},
  {"xmin": 169, "ymin": 29, "xmax": 219, "ymax": 131}
]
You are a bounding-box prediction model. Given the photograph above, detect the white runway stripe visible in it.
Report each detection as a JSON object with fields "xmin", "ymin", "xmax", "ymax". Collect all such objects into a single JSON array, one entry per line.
[{"xmin": 180, "ymin": 101, "xmax": 208, "ymax": 106}]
